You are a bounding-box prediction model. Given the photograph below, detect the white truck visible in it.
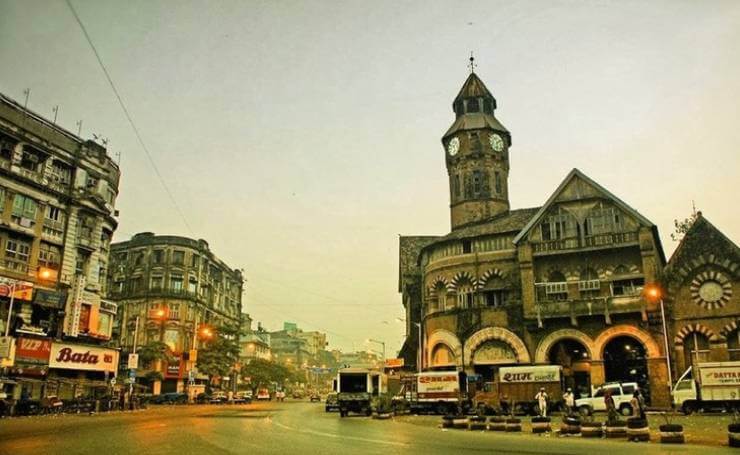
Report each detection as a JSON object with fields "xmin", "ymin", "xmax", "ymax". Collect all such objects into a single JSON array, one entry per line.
[
  {"xmin": 673, "ymin": 361, "xmax": 740, "ymax": 414},
  {"xmin": 394, "ymin": 371, "xmax": 469, "ymax": 415},
  {"xmin": 336, "ymin": 368, "xmax": 387, "ymax": 417},
  {"xmin": 575, "ymin": 381, "xmax": 638, "ymax": 416}
]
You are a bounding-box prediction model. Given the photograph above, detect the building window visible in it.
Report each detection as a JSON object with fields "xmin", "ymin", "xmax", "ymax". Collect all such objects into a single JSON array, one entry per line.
[
  {"xmin": 472, "ymin": 170, "xmax": 482, "ymax": 196},
  {"xmin": 45, "ymin": 205, "xmax": 62, "ymax": 222},
  {"xmin": 78, "ymin": 303, "xmax": 92, "ymax": 334},
  {"xmin": 130, "ymin": 276, "xmax": 143, "ymax": 293},
  {"xmin": 541, "ymin": 271, "xmax": 568, "ymax": 301},
  {"xmin": 483, "ymin": 99, "xmax": 493, "ymax": 114},
  {"xmin": 462, "ymin": 240, "xmax": 472, "ymax": 254},
  {"xmin": 38, "ymin": 243, "xmax": 61, "ymax": 269},
  {"xmin": 484, "ymin": 290, "xmax": 508, "ymax": 308},
  {"xmin": 585, "ymin": 206, "xmax": 623, "ymax": 236},
  {"xmin": 12, "ymin": 194, "xmax": 37, "ymax": 225},
  {"xmin": 466, "ymin": 98, "xmax": 480, "ymax": 113},
  {"xmin": 172, "ymin": 250, "xmax": 185, "ymax": 265},
  {"xmin": 152, "ymin": 250, "xmax": 164, "ymax": 265},
  {"xmin": 75, "ymin": 250, "xmax": 90, "ymax": 276},
  {"xmin": 457, "ymin": 286, "xmax": 475, "ymax": 309},
  {"xmin": 151, "ymin": 275, "xmax": 163, "ymax": 290},
  {"xmin": 454, "ymin": 174, "xmax": 460, "ymax": 198},
  {"xmin": 20, "ymin": 146, "xmax": 44, "ymax": 172},
  {"xmin": 541, "ymin": 212, "xmax": 577, "ymax": 241},
  {"xmin": 495, "ymin": 171, "xmax": 502, "ymax": 195},
  {"xmin": 170, "ymin": 273, "xmax": 183, "ymax": 291},
  {"xmin": 5, "ymin": 237, "xmax": 31, "ymax": 271},
  {"xmin": 191, "ymin": 254, "xmax": 199, "ymax": 268},
  {"xmin": 98, "ymin": 312, "xmax": 113, "ymax": 338},
  {"xmin": 86, "ymin": 175, "xmax": 98, "ymax": 190},
  {"xmin": 684, "ymin": 332, "xmax": 710, "ymax": 368},
  {"xmin": 578, "ymin": 268, "xmax": 600, "ymax": 299},
  {"xmin": 50, "ymin": 160, "xmax": 72, "ymax": 185},
  {"xmin": 78, "ymin": 214, "xmax": 95, "ymax": 240},
  {"xmin": 188, "ymin": 277, "xmax": 198, "ymax": 294},
  {"xmin": 169, "ymin": 303, "xmax": 180, "ymax": 319},
  {"xmin": 728, "ymin": 331, "xmax": 740, "ymax": 361},
  {"xmin": 134, "ymin": 252, "xmax": 144, "ymax": 267},
  {"xmin": 611, "ymin": 277, "xmax": 644, "ymax": 296}
]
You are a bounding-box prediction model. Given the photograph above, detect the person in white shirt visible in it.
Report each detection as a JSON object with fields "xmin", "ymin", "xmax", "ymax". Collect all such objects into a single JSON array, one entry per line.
[
  {"xmin": 534, "ymin": 387, "xmax": 549, "ymax": 417},
  {"xmin": 562, "ymin": 388, "xmax": 575, "ymax": 416}
]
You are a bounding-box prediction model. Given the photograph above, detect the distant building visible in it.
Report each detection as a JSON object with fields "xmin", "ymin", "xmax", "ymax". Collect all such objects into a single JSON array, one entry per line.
[
  {"xmin": 108, "ymin": 232, "xmax": 243, "ymax": 393},
  {"xmin": 270, "ymin": 329, "xmax": 310, "ymax": 367},
  {"xmin": 240, "ymin": 320, "xmax": 271, "ymax": 362},
  {"xmin": 296, "ymin": 330, "xmax": 327, "ymax": 357},
  {"xmin": 337, "ymin": 351, "xmax": 381, "ymax": 370},
  {"xmin": 0, "ymin": 92, "xmax": 121, "ymax": 400}
]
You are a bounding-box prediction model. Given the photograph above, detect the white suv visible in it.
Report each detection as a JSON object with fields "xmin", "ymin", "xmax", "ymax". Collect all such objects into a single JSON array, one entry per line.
[{"xmin": 575, "ymin": 382, "xmax": 639, "ymax": 416}]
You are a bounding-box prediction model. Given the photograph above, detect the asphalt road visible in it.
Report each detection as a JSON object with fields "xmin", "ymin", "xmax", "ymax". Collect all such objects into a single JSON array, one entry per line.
[{"xmin": 0, "ymin": 401, "xmax": 735, "ymax": 455}]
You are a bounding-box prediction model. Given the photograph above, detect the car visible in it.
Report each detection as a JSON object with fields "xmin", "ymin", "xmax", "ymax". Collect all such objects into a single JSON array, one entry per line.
[
  {"xmin": 325, "ymin": 393, "xmax": 339, "ymax": 412},
  {"xmin": 292, "ymin": 391, "xmax": 304, "ymax": 399},
  {"xmin": 309, "ymin": 393, "xmax": 321, "ymax": 402},
  {"xmin": 152, "ymin": 393, "xmax": 188, "ymax": 405},
  {"xmin": 256, "ymin": 389, "xmax": 271, "ymax": 400},
  {"xmin": 209, "ymin": 391, "xmax": 228, "ymax": 404},
  {"xmin": 233, "ymin": 391, "xmax": 252, "ymax": 404},
  {"xmin": 275, "ymin": 390, "xmax": 286, "ymax": 402},
  {"xmin": 575, "ymin": 382, "xmax": 639, "ymax": 416}
]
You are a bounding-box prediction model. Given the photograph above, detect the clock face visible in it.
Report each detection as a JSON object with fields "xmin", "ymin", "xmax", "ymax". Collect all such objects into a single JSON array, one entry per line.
[
  {"xmin": 489, "ymin": 133, "xmax": 504, "ymax": 152},
  {"xmin": 447, "ymin": 137, "xmax": 460, "ymax": 156}
]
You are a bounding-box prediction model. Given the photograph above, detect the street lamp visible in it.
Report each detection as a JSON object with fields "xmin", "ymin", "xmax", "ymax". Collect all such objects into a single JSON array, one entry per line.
[
  {"xmin": 645, "ymin": 283, "xmax": 673, "ymax": 390},
  {"xmin": 397, "ymin": 317, "xmax": 422, "ymax": 373}
]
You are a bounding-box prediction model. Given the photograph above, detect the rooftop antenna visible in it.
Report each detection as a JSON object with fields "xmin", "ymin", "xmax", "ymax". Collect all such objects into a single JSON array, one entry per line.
[
  {"xmin": 76, "ymin": 120, "xmax": 83, "ymax": 137},
  {"xmin": 22, "ymin": 88, "xmax": 30, "ymax": 125},
  {"xmin": 468, "ymin": 51, "xmax": 477, "ymax": 73},
  {"xmin": 691, "ymin": 200, "xmax": 697, "ymax": 217},
  {"xmin": 52, "ymin": 105, "xmax": 59, "ymax": 124}
]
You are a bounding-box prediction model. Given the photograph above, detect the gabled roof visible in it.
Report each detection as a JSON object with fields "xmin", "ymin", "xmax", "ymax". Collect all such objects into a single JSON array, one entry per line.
[
  {"xmin": 664, "ymin": 213, "xmax": 740, "ymax": 276},
  {"xmin": 513, "ymin": 168, "xmax": 655, "ymax": 245},
  {"xmin": 443, "ymin": 112, "xmax": 510, "ymax": 139},
  {"xmin": 399, "ymin": 235, "xmax": 442, "ymax": 292}
]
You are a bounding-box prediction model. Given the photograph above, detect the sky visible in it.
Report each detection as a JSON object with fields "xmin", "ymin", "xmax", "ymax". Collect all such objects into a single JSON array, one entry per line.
[{"xmin": 1, "ymin": 0, "xmax": 739, "ymax": 355}]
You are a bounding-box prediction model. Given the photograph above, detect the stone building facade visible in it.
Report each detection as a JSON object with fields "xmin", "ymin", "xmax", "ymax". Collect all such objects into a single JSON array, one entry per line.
[
  {"xmin": 0, "ymin": 92, "xmax": 121, "ymax": 399},
  {"xmin": 398, "ymin": 71, "xmax": 739, "ymax": 408},
  {"xmin": 108, "ymin": 232, "xmax": 243, "ymax": 393}
]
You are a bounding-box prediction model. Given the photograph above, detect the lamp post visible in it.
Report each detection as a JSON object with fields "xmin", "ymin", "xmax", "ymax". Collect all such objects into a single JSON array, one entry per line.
[
  {"xmin": 397, "ymin": 317, "xmax": 422, "ymax": 373},
  {"xmin": 646, "ymin": 284, "xmax": 673, "ymax": 391}
]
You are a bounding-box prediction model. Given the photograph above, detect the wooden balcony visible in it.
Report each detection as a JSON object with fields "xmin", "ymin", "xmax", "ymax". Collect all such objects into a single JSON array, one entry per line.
[
  {"xmin": 527, "ymin": 293, "xmax": 646, "ymax": 327},
  {"xmin": 532, "ymin": 231, "xmax": 639, "ymax": 255}
]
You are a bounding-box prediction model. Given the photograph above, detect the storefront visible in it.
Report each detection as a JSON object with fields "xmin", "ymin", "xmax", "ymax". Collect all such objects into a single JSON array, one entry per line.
[
  {"xmin": 11, "ymin": 336, "xmax": 52, "ymax": 400},
  {"xmin": 47, "ymin": 342, "xmax": 119, "ymax": 399}
]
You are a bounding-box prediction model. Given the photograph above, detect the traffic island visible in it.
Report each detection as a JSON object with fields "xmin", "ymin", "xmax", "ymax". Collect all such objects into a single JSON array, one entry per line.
[
  {"xmin": 659, "ymin": 423, "xmax": 685, "ymax": 443},
  {"xmin": 580, "ymin": 421, "xmax": 603, "ymax": 438},
  {"xmin": 627, "ymin": 417, "xmax": 650, "ymax": 442},
  {"xmin": 728, "ymin": 423, "xmax": 740, "ymax": 447},
  {"xmin": 604, "ymin": 420, "xmax": 628, "ymax": 439},
  {"xmin": 560, "ymin": 416, "xmax": 581, "ymax": 435},
  {"xmin": 531, "ymin": 416, "xmax": 551, "ymax": 434},
  {"xmin": 505, "ymin": 418, "xmax": 522, "ymax": 432},
  {"xmin": 468, "ymin": 416, "xmax": 487, "ymax": 431},
  {"xmin": 488, "ymin": 416, "xmax": 506, "ymax": 431}
]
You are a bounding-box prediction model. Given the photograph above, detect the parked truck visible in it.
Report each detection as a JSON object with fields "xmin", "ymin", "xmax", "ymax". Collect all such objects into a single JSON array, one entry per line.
[
  {"xmin": 336, "ymin": 368, "xmax": 387, "ymax": 417},
  {"xmin": 473, "ymin": 365, "xmax": 564, "ymax": 415},
  {"xmin": 393, "ymin": 370, "xmax": 470, "ymax": 415},
  {"xmin": 673, "ymin": 361, "xmax": 740, "ymax": 414}
]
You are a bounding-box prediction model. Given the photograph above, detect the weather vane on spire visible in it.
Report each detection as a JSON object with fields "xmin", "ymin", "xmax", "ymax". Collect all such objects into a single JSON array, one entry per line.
[{"xmin": 468, "ymin": 51, "xmax": 477, "ymax": 73}]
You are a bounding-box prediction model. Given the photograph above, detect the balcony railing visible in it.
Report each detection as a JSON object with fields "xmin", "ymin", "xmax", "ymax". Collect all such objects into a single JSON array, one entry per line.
[
  {"xmin": 532, "ymin": 231, "xmax": 639, "ymax": 254},
  {"xmin": 2, "ymin": 258, "xmax": 29, "ymax": 273}
]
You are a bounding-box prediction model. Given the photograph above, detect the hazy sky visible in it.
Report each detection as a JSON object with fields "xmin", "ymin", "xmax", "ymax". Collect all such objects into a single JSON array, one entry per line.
[{"xmin": 1, "ymin": 1, "xmax": 739, "ymax": 355}]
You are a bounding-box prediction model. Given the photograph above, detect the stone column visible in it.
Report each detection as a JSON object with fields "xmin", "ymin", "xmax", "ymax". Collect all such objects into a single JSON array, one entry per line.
[
  {"xmin": 647, "ymin": 358, "xmax": 670, "ymax": 408},
  {"xmin": 590, "ymin": 360, "xmax": 605, "ymax": 388}
]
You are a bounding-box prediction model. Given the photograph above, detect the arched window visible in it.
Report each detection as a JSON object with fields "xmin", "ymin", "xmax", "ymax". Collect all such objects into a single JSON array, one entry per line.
[
  {"xmin": 683, "ymin": 332, "xmax": 710, "ymax": 368},
  {"xmin": 728, "ymin": 330, "xmax": 740, "ymax": 361},
  {"xmin": 431, "ymin": 344, "xmax": 456, "ymax": 367},
  {"xmin": 466, "ymin": 98, "xmax": 480, "ymax": 113}
]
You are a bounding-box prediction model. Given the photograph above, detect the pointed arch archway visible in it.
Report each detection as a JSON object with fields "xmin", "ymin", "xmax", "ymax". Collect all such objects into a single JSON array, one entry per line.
[
  {"xmin": 463, "ymin": 327, "xmax": 530, "ymax": 366},
  {"xmin": 426, "ymin": 329, "xmax": 463, "ymax": 368},
  {"xmin": 534, "ymin": 329, "xmax": 595, "ymax": 364}
]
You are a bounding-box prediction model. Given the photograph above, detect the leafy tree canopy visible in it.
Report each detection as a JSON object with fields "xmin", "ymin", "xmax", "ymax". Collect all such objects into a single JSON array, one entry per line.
[{"xmin": 197, "ymin": 324, "xmax": 241, "ymax": 380}]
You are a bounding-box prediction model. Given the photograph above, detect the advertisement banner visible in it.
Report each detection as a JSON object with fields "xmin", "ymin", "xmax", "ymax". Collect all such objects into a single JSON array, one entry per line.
[
  {"xmin": 49, "ymin": 342, "xmax": 119, "ymax": 373},
  {"xmin": 0, "ymin": 278, "xmax": 34, "ymax": 301},
  {"xmin": 15, "ymin": 337, "xmax": 52, "ymax": 363},
  {"xmin": 33, "ymin": 290, "xmax": 67, "ymax": 309},
  {"xmin": 499, "ymin": 366, "xmax": 561, "ymax": 383},
  {"xmin": 384, "ymin": 358, "xmax": 405, "ymax": 369},
  {"xmin": 701, "ymin": 366, "xmax": 740, "ymax": 386},
  {"xmin": 127, "ymin": 353, "xmax": 139, "ymax": 369},
  {"xmin": 165, "ymin": 355, "xmax": 183, "ymax": 378}
]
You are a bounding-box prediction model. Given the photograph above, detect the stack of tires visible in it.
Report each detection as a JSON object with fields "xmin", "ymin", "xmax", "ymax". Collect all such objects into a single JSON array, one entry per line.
[
  {"xmin": 441, "ymin": 415, "xmax": 454, "ymax": 429},
  {"xmin": 604, "ymin": 420, "xmax": 628, "ymax": 439},
  {"xmin": 626, "ymin": 417, "xmax": 650, "ymax": 442},
  {"xmin": 659, "ymin": 423, "xmax": 684, "ymax": 444},
  {"xmin": 505, "ymin": 417, "xmax": 522, "ymax": 432},
  {"xmin": 488, "ymin": 416, "xmax": 507, "ymax": 431},
  {"xmin": 452, "ymin": 415, "xmax": 469, "ymax": 429},
  {"xmin": 468, "ymin": 416, "xmax": 487, "ymax": 431},
  {"xmin": 560, "ymin": 416, "xmax": 581, "ymax": 435},
  {"xmin": 728, "ymin": 423, "xmax": 740, "ymax": 448},
  {"xmin": 580, "ymin": 422, "xmax": 603, "ymax": 438},
  {"xmin": 531, "ymin": 416, "xmax": 551, "ymax": 434}
]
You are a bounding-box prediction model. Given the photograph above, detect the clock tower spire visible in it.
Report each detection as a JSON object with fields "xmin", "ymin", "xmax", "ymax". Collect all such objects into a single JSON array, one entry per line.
[{"xmin": 442, "ymin": 67, "xmax": 511, "ymax": 230}]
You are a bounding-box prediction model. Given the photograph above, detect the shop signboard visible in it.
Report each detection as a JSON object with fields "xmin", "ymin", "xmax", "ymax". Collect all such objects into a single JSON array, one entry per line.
[
  {"xmin": 384, "ymin": 358, "xmax": 405, "ymax": 369},
  {"xmin": 0, "ymin": 278, "xmax": 34, "ymax": 301},
  {"xmin": 49, "ymin": 342, "xmax": 119, "ymax": 374},
  {"xmin": 33, "ymin": 289, "xmax": 67, "ymax": 309},
  {"xmin": 0, "ymin": 337, "xmax": 15, "ymax": 367},
  {"xmin": 127, "ymin": 353, "xmax": 139, "ymax": 369},
  {"xmin": 165, "ymin": 355, "xmax": 183, "ymax": 378},
  {"xmin": 15, "ymin": 337, "xmax": 52, "ymax": 363}
]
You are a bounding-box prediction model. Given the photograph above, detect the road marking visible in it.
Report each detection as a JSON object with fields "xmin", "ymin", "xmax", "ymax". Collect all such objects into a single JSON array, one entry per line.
[{"xmin": 272, "ymin": 421, "xmax": 408, "ymax": 447}]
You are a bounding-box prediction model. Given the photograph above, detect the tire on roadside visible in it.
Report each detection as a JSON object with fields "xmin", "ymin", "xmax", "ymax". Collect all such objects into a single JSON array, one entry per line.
[
  {"xmin": 659, "ymin": 423, "xmax": 684, "ymax": 444},
  {"xmin": 627, "ymin": 417, "xmax": 650, "ymax": 442},
  {"xmin": 728, "ymin": 423, "xmax": 740, "ymax": 447},
  {"xmin": 580, "ymin": 421, "xmax": 603, "ymax": 438}
]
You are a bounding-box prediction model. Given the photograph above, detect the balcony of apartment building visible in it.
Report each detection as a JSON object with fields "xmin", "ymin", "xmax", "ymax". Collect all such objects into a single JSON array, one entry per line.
[
  {"xmin": 531, "ymin": 274, "xmax": 646, "ymax": 326},
  {"xmin": 531, "ymin": 230, "xmax": 639, "ymax": 256}
]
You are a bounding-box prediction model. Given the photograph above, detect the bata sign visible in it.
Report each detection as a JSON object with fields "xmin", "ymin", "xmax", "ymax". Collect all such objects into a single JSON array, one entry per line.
[{"xmin": 49, "ymin": 342, "xmax": 119, "ymax": 373}]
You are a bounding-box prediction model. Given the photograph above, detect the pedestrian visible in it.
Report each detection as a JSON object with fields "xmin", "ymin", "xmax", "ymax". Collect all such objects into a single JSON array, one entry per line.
[
  {"xmin": 631, "ymin": 390, "xmax": 646, "ymax": 420},
  {"xmin": 562, "ymin": 388, "xmax": 575, "ymax": 416},
  {"xmin": 605, "ymin": 389, "xmax": 618, "ymax": 424},
  {"xmin": 534, "ymin": 387, "xmax": 549, "ymax": 417}
]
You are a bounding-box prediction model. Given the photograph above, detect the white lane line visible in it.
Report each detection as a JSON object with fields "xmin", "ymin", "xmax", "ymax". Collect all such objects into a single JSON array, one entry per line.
[{"xmin": 273, "ymin": 421, "xmax": 408, "ymax": 447}]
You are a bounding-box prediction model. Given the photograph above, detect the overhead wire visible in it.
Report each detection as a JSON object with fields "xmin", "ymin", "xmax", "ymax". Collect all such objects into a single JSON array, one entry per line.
[{"xmin": 65, "ymin": 0, "xmax": 194, "ymax": 235}]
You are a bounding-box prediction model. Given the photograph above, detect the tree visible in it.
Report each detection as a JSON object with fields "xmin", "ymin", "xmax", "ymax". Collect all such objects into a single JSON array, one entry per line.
[
  {"xmin": 197, "ymin": 324, "xmax": 241, "ymax": 383},
  {"xmin": 671, "ymin": 207, "xmax": 700, "ymax": 242},
  {"xmin": 240, "ymin": 359, "xmax": 294, "ymax": 392},
  {"xmin": 137, "ymin": 341, "xmax": 175, "ymax": 368}
]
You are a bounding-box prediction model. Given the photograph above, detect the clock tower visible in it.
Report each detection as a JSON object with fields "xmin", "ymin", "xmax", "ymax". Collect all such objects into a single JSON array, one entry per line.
[{"xmin": 442, "ymin": 68, "xmax": 511, "ymax": 230}]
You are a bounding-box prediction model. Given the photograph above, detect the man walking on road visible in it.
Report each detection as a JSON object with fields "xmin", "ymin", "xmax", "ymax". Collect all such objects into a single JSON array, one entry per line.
[
  {"xmin": 562, "ymin": 388, "xmax": 575, "ymax": 416},
  {"xmin": 534, "ymin": 387, "xmax": 549, "ymax": 417}
]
